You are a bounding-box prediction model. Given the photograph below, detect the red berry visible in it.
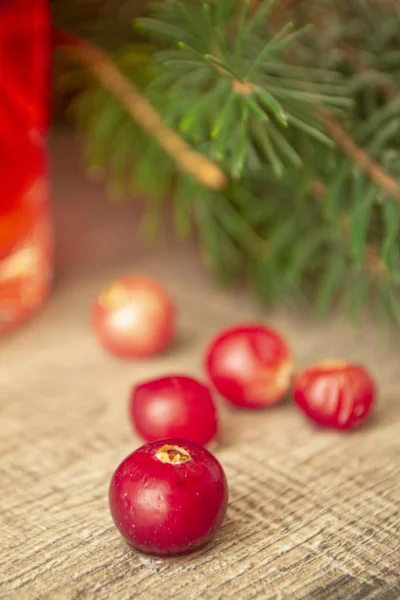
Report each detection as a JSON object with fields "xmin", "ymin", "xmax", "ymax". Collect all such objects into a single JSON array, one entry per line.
[
  {"xmin": 109, "ymin": 439, "xmax": 228, "ymax": 556},
  {"xmin": 130, "ymin": 375, "xmax": 218, "ymax": 446},
  {"xmin": 293, "ymin": 361, "xmax": 375, "ymax": 430},
  {"xmin": 205, "ymin": 324, "xmax": 293, "ymax": 409},
  {"xmin": 91, "ymin": 276, "xmax": 174, "ymax": 359}
]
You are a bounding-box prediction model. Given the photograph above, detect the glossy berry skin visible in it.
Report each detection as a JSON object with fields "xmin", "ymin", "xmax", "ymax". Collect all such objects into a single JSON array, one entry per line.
[
  {"xmin": 91, "ymin": 276, "xmax": 174, "ymax": 359},
  {"xmin": 293, "ymin": 361, "xmax": 375, "ymax": 430},
  {"xmin": 205, "ymin": 324, "xmax": 293, "ymax": 409},
  {"xmin": 130, "ymin": 375, "xmax": 218, "ymax": 446},
  {"xmin": 109, "ymin": 439, "xmax": 228, "ymax": 556}
]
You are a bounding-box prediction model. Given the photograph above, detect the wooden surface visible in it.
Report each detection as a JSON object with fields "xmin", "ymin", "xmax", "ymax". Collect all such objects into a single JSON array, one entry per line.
[{"xmin": 1, "ymin": 134, "xmax": 399, "ymax": 600}]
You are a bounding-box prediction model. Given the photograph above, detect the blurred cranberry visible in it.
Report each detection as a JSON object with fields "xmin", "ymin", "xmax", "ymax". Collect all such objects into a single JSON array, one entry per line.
[
  {"xmin": 130, "ymin": 375, "xmax": 218, "ymax": 445},
  {"xmin": 91, "ymin": 276, "xmax": 175, "ymax": 359},
  {"xmin": 206, "ymin": 324, "xmax": 293, "ymax": 409},
  {"xmin": 293, "ymin": 361, "xmax": 375, "ymax": 430}
]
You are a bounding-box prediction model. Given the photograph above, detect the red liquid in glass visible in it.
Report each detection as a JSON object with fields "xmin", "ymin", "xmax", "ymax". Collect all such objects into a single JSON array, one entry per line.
[{"xmin": 0, "ymin": 0, "xmax": 52, "ymax": 335}]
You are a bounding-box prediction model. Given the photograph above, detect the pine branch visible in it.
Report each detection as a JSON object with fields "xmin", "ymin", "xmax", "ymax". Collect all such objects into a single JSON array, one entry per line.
[
  {"xmin": 52, "ymin": 0, "xmax": 400, "ymax": 327},
  {"xmin": 337, "ymin": 33, "xmax": 399, "ymax": 108},
  {"xmin": 338, "ymin": 41, "xmax": 397, "ymax": 100},
  {"xmin": 319, "ymin": 109, "xmax": 400, "ymax": 203},
  {"xmin": 54, "ymin": 30, "xmax": 227, "ymax": 191},
  {"xmin": 310, "ymin": 178, "xmax": 387, "ymax": 276},
  {"xmin": 274, "ymin": 4, "xmax": 400, "ymax": 204}
]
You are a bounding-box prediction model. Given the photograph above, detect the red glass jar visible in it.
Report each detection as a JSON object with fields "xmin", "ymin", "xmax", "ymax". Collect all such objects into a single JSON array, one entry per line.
[{"xmin": 0, "ymin": 0, "xmax": 52, "ymax": 336}]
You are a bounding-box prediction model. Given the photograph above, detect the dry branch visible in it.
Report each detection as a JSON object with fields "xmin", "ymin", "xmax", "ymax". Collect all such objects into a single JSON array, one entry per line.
[
  {"xmin": 55, "ymin": 31, "xmax": 227, "ymax": 191},
  {"xmin": 319, "ymin": 110, "xmax": 400, "ymax": 203}
]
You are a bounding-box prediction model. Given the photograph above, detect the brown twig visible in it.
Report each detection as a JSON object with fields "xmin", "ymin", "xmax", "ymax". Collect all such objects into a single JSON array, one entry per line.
[
  {"xmin": 318, "ymin": 109, "xmax": 400, "ymax": 203},
  {"xmin": 54, "ymin": 31, "xmax": 227, "ymax": 191}
]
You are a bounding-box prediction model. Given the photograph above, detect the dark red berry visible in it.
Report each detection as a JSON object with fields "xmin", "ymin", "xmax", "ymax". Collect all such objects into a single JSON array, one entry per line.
[
  {"xmin": 205, "ymin": 324, "xmax": 293, "ymax": 409},
  {"xmin": 293, "ymin": 361, "xmax": 375, "ymax": 430},
  {"xmin": 130, "ymin": 375, "xmax": 218, "ymax": 446},
  {"xmin": 109, "ymin": 439, "xmax": 228, "ymax": 556}
]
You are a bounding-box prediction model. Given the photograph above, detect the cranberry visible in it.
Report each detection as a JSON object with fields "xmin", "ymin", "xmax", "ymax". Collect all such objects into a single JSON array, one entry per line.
[
  {"xmin": 293, "ymin": 361, "xmax": 375, "ymax": 430},
  {"xmin": 91, "ymin": 275, "xmax": 175, "ymax": 359},
  {"xmin": 130, "ymin": 375, "xmax": 218, "ymax": 446},
  {"xmin": 109, "ymin": 439, "xmax": 228, "ymax": 556},
  {"xmin": 205, "ymin": 324, "xmax": 293, "ymax": 409}
]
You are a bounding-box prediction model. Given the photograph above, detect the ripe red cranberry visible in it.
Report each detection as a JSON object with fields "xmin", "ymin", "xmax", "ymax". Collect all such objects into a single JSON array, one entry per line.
[
  {"xmin": 91, "ymin": 275, "xmax": 174, "ymax": 359},
  {"xmin": 109, "ymin": 439, "xmax": 228, "ymax": 556},
  {"xmin": 205, "ymin": 324, "xmax": 293, "ymax": 409},
  {"xmin": 293, "ymin": 361, "xmax": 375, "ymax": 430},
  {"xmin": 130, "ymin": 375, "xmax": 218, "ymax": 446}
]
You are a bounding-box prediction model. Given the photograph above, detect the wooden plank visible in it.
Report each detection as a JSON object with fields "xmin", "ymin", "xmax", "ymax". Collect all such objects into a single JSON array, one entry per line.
[{"xmin": 1, "ymin": 134, "xmax": 399, "ymax": 599}]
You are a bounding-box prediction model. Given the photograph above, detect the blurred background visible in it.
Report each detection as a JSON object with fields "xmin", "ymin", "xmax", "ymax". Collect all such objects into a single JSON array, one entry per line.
[{"xmin": 1, "ymin": 0, "xmax": 400, "ymax": 337}]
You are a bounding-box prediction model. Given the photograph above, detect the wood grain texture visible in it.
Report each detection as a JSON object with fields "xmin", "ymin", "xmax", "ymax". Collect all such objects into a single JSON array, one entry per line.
[{"xmin": 1, "ymin": 134, "xmax": 399, "ymax": 600}]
